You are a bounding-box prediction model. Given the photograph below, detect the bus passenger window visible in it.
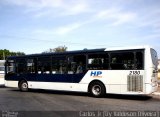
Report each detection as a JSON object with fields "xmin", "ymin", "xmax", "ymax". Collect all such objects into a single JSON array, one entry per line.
[
  {"xmin": 16, "ymin": 59, "xmax": 26, "ymax": 74},
  {"xmin": 67, "ymin": 55, "xmax": 86, "ymax": 74},
  {"xmin": 59, "ymin": 59, "xmax": 67, "ymax": 74},
  {"xmin": 37, "ymin": 57, "xmax": 51, "ymax": 74},
  {"xmin": 6, "ymin": 60, "xmax": 16, "ymax": 74},
  {"xmin": 67, "ymin": 62, "xmax": 76, "ymax": 74},
  {"xmin": 76, "ymin": 62, "xmax": 84, "ymax": 73},
  {"xmin": 87, "ymin": 54, "xmax": 109, "ymax": 70},
  {"xmin": 52, "ymin": 57, "xmax": 67, "ymax": 74},
  {"xmin": 110, "ymin": 52, "xmax": 134, "ymax": 70},
  {"xmin": 135, "ymin": 52, "xmax": 143, "ymax": 70},
  {"xmin": 27, "ymin": 59, "xmax": 35, "ymax": 73}
]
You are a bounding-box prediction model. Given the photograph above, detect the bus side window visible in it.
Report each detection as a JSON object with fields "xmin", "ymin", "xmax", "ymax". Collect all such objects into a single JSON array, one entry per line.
[
  {"xmin": 52, "ymin": 57, "xmax": 67, "ymax": 74},
  {"xmin": 67, "ymin": 61, "xmax": 76, "ymax": 74},
  {"xmin": 75, "ymin": 55, "xmax": 86, "ymax": 74},
  {"xmin": 88, "ymin": 54, "xmax": 109, "ymax": 70},
  {"xmin": 67, "ymin": 55, "xmax": 86, "ymax": 74},
  {"xmin": 135, "ymin": 52, "xmax": 143, "ymax": 70},
  {"xmin": 110, "ymin": 52, "xmax": 134, "ymax": 70},
  {"xmin": 37, "ymin": 57, "xmax": 51, "ymax": 74},
  {"xmin": 52, "ymin": 58, "xmax": 59, "ymax": 74},
  {"xmin": 27, "ymin": 59, "xmax": 36, "ymax": 73},
  {"xmin": 16, "ymin": 59, "xmax": 26, "ymax": 74},
  {"xmin": 59, "ymin": 59, "xmax": 67, "ymax": 74},
  {"xmin": 76, "ymin": 62, "xmax": 84, "ymax": 74},
  {"xmin": 6, "ymin": 60, "xmax": 16, "ymax": 74}
]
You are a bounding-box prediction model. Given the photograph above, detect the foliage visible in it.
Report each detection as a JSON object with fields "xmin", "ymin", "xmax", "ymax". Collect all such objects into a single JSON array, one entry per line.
[
  {"xmin": 43, "ymin": 46, "xmax": 67, "ymax": 53},
  {"xmin": 0, "ymin": 49, "xmax": 25, "ymax": 60}
]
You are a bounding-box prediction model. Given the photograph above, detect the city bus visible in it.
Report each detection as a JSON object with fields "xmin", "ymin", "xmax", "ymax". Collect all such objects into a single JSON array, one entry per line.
[
  {"xmin": 5, "ymin": 46, "xmax": 158, "ymax": 97},
  {"xmin": 0, "ymin": 60, "xmax": 5, "ymax": 85}
]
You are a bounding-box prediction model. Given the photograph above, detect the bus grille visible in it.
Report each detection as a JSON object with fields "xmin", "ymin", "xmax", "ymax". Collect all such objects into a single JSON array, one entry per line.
[{"xmin": 127, "ymin": 75, "xmax": 143, "ymax": 92}]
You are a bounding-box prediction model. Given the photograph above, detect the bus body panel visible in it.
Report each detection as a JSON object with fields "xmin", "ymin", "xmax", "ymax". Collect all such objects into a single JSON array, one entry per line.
[
  {"xmin": 81, "ymin": 70, "xmax": 145, "ymax": 94},
  {"xmin": 5, "ymin": 70, "xmax": 148, "ymax": 94},
  {"xmin": 28, "ymin": 82, "xmax": 88, "ymax": 92},
  {"xmin": 5, "ymin": 80, "xmax": 18, "ymax": 88}
]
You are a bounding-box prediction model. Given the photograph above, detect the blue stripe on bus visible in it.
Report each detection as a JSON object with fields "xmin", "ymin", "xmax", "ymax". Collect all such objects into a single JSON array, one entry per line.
[{"xmin": 5, "ymin": 73, "xmax": 85, "ymax": 83}]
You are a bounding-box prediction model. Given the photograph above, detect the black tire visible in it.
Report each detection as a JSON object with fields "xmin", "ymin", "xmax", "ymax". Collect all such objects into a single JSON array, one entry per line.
[
  {"xmin": 89, "ymin": 81, "xmax": 106, "ymax": 98},
  {"xmin": 19, "ymin": 80, "xmax": 28, "ymax": 92}
]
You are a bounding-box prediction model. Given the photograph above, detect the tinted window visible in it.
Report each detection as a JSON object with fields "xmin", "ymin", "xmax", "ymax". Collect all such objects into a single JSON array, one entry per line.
[
  {"xmin": 110, "ymin": 52, "xmax": 134, "ymax": 70},
  {"xmin": 37, "ymin": 57, "xmax": 51, "ymax": 74},
  {"xmin": 67, "ymin": 55, "xmax": 86, "ymax": 74},
  {"xmin": 6, "ymin": 60, "xmax": 15, "ymax": 74},
  {"xmin": 110, "ymin": 51, "xmax": 144, "ymax": 70},
  {"xmin": 16, "ymin": 59, "xmax": 26, "ymax": 73},
  {"xmin": 52, "ymin": 56, "xmax": 67, "ymax": 74},
  {"xmin": 135, "ymin": 52, "xmax": 143, "ymax": 70},
  {"xmin": 27, "ymin": 58, "xmax": 36, "ymax": 73},
  {"xmin": 88, "ymin": 53, "xmax": 109, "ymax": 70}
]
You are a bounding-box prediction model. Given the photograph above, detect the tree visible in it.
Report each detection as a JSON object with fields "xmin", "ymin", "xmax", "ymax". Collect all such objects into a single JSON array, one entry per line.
[
  {"xmin": 0, "ymin": 49, "xmax": 25, "ymax": 60},
  {"xmin": 53, "ymin": 46, "xmax": 67, "ymax": 52},
  {"xmin": 43, "ymin": 46, "xmax": 67, "ymax": 53}
]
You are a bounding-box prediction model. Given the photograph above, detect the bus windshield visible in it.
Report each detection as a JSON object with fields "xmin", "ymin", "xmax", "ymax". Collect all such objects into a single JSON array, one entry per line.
[{"xmin": 151, "ymin": 48, "xmax": 158, "ymax": 66}]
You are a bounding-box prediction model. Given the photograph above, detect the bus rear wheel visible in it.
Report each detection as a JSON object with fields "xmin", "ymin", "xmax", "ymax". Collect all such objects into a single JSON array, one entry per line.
[
  {"xmin": 89, "ymin": 81, "xmax": 106, "ymax": 98},
  {"xmin": 19, "ymin": 80, "xmax": 28, "ymax": 92}
]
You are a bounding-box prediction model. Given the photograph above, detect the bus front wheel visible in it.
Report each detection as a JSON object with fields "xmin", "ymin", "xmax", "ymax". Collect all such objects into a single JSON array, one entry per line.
[
  {"xmin": 89, "ymin": 81, "xmax": 106, "ymax": 98},
  {"xmin": 19, "ymin": 80, "xmax": 28, "ymax": 92}
]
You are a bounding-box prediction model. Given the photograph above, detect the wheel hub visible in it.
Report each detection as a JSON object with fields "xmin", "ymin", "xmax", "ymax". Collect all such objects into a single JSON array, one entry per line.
[{"xmin": 92, "ymin": 85, "xmax": 101, "ymax": 95}]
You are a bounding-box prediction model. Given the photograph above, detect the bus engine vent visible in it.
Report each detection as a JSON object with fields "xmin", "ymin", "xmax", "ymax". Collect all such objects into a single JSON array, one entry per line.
[{"xmin": 127, "ymin": 75, "xmax": 143, "ymax": 92}]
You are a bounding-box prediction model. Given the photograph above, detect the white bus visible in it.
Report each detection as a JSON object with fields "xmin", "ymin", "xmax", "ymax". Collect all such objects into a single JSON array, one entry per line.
[
  {"xmin": 5, "ymin": 46, "xmax": 158, "ymax": 97},
  {"xmin": 0, "ymin": 60, "xmax": 5, "ymax": 84}
]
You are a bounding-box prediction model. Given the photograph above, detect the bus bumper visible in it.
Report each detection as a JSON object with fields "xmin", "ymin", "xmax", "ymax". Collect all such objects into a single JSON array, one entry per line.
[{"xmin": 145, "ymin": 82, "xmax": 158, "ymax": 94}]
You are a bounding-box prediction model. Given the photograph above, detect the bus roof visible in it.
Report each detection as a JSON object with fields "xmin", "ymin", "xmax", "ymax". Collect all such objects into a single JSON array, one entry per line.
[
  {"xmin": 105, "ymin": 45, "xmax": 151, "ymax": 51},
  {"xmin": 7, "ymin": 48, "xmax": 106, "ymax": 59},
  {"xmin": 6, "ymin": 45, "xmax": 152, "ymax": 59}
]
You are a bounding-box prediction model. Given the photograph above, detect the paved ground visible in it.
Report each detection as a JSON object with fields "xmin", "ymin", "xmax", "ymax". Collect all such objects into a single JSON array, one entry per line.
[
  {"xmin": 0, "ymin": 86, "xmax": 160, "ymax": 117},
  {"xmin": 0, "ymin": 78, "xmax": 160, "ymax": 117}
]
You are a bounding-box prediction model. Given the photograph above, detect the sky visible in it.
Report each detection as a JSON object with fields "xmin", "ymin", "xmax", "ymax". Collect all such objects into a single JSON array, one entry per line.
[{"xmin": 0, "ymin": 0, "xmax": 160, "ymax": 57}]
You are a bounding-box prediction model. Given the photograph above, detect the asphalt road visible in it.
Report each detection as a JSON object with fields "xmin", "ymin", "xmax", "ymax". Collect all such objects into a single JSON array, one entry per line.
[{"xmin": 0, "ymin": 86, "xmax": 160, "ymax": 117}]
